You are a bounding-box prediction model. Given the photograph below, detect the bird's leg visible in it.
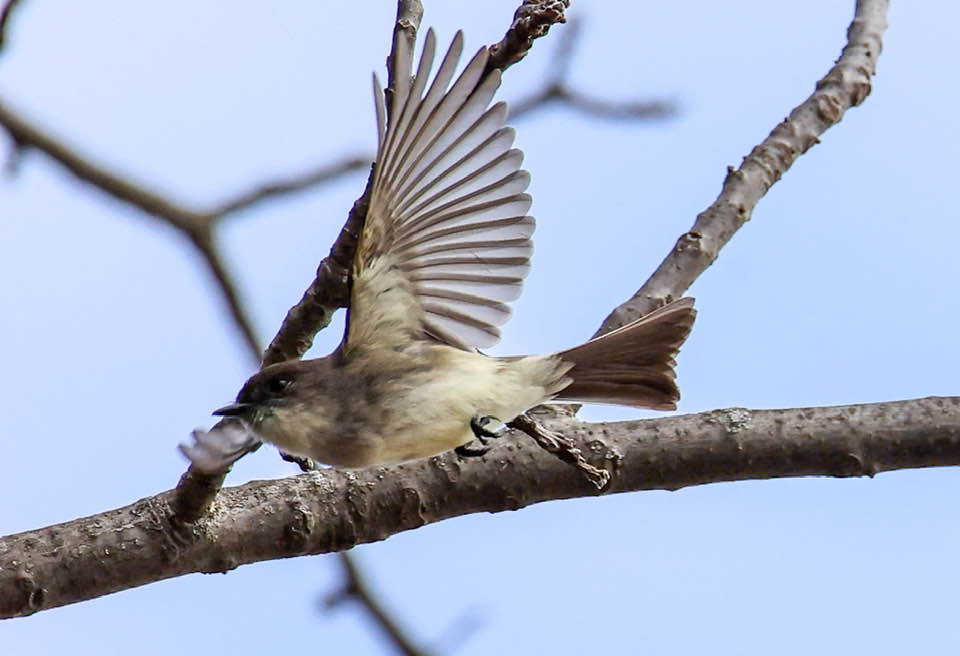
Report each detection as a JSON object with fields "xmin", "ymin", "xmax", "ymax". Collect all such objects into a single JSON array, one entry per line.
[{"xmin": 455, "ymin": 415, "xmax": 508, "ymax": 459}]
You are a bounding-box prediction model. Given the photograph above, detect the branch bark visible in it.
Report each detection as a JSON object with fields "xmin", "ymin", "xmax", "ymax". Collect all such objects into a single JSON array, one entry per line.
[
  {"xmin": 0, "ymin": 1, "xmax": 660, "ymax": 364},
  {"xmin": 2, "ymin": 396, "xmax": 957, "ymax": 618}
]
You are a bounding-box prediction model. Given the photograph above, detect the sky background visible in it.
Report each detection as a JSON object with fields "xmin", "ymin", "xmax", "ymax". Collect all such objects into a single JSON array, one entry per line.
[{"xmin": 2, "ymin": 1, "xmax": 959, "ymax": 654}]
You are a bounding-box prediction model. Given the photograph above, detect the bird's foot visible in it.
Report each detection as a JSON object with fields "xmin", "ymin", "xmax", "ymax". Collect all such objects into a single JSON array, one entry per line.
[
  {"xmin": 470, "ymin": 415, "xmax": 507, "ymax": 439},
  {"xmin": 455, "ymin": 442, "xmax": 491, "ymax": 458},
  {"xmin": 455, "ymin": 415, "xmax": 508, "ymax": 459}
]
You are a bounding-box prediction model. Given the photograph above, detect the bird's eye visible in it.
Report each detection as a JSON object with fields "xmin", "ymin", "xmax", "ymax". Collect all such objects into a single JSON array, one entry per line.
[{"xmin": 267, "ymin": 376, "xmax": 292, "ymax": 395}]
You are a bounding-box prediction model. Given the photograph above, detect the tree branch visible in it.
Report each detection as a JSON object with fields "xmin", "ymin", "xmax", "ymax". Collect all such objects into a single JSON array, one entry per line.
[
  {"xmin": 596, "ymin": 0, "xmax": 888, "ymax": 333},
  {"xmin": 2, "ymin": 396, "xmax": 957, "ymax": 618},
  {"xmin": 506, "ymin": 16, "xmax": 675, "ymax": 123},
  {"xmin": 324, "ymin": 553, "xmax": 431, "ymax": 656},
  {"xmin": 188, "ymin": 230, "xmax": 262, "ymax": 358},
  {"xmin": 0, "ymin": 0, "xmax": 25, "ymax": 54},
  {"xmin": 0, "ymin": 101, "xmax": 208, "ymax": 233},
  {"xmin": 509, "ymin": 84, "xmax": 674, "ymax": 121},
  {"xmin": 0, "ymin": 100, "xmax": 262, "ymax": 353},
  {"xmin": 486, "ymin": 0, "xmax": 570, "ymax": 73},
  {"xmin": 209, "ymin": 156, "xmax": 370, "ymax": 219}
]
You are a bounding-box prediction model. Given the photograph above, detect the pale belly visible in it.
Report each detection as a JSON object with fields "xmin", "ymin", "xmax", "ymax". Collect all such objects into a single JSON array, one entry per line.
[{"xmin": 370, "ymin": 349, "xmax": 552, "ymax": 464}]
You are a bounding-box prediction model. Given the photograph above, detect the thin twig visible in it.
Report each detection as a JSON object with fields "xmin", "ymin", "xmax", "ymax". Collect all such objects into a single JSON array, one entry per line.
[
  {"xmin": 0, "ymin": 100, "xmax": 263, "ymax": 355},
  {"xmin": 211, "ymin": 156, "xmax": 369, "ymax": 218},
  {"xmin": 508, "ymin": 84, "xmax": 674, "ymax": 121},
  {"xmin": 509, "ymin": 412, "xmax": 609, "ymax": 488},
  {"xmin": 259, "ymin": 172, "xmax": 371, "ymax": 366},
  {"xmin": 0, "ymin": 101, "xmax": 207, "ymax": 234},
  {"xmin": 506, "ymin": 17, "xmax": 675, "ymax": 122},
  {"xmin": 325, "ymin": 553, "xmax": 432, "ymax": 656},
  {"xmin": 188, "ymin": 230, "xmax": 262, "ymax": 359},
  {"xmin": 486, "ymin": 0, "xmax": 570, "ymax": 73},
  {"xmin": 0, "ymin": 0, "xmax": 25, "ymax": 54}
]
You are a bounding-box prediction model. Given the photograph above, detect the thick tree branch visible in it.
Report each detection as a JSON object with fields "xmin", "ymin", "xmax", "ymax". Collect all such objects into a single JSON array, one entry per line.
[
  {"xmin": 3, "ymin": 396, "xmax": 958, "ymax": 618},
  {"xmin": 596, "ymin": 0, "xmax": 888, "ymax": 333}
]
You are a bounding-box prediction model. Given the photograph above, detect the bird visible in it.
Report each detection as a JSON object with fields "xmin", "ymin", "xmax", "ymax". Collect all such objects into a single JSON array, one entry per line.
[{"xmin": 180, "ymin": 28, "xmax": 696, "ymax": 473}]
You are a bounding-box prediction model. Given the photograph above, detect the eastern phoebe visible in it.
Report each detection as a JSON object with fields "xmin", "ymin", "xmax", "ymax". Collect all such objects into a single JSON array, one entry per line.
[{"xmin": 181, "ymin": 29, "xmax": 696, "ymax": 472}]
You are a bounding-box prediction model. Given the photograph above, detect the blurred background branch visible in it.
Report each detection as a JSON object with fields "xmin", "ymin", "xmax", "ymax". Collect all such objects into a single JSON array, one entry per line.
[
  {"xmin": 0, "ymin": 0, "xmax": 25, "ymax": 53},
  {"xmin": 324, "ymin": 553, "xmax": 433, "ymax": 656}
]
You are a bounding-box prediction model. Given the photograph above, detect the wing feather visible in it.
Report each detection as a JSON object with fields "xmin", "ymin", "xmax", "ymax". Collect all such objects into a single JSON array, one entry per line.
[{"xmin": 352, "ymin": 29, "xmax": 534, "ymax": 351}]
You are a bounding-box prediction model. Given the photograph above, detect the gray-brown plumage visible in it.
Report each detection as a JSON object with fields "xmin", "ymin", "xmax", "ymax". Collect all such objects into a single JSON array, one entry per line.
[
  {"xmin": 557, "ymin": 298, "xmax": 696, "ymax": 409},
  {"xmin": 180, "ymin": 29, "xmax": 696, "ymax": 472}
]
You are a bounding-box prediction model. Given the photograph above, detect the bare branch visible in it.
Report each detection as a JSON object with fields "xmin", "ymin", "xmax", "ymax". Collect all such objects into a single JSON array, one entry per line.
[
  {"xmin": 211, "ymin": 156, "xmax": 370, "ymax": 218},
  {"xmin": 486, "ymin": 0, "xmax": 570, "ymax": 73},
  {"xmin": 508, "ymin": 84, "xmax": 674, "ymax": 122},
  {"xmin": 0, "ymin": 101, "xmax": 263, "ymax": 356},
  {"xmin": 0, "ymin": 100, "xmax": 207, "ymax": 234},
  {"xmin": 506, "ymin": 15, "xmax": 675, "ymax": 123},
  {"xmin": 324, "ymin": 553, "xmax": 432, "ymax": 656},
  {"xmin": 509, "ymin": 410, "xmax": 609, "ymax": 488},
  {"xmin": 3, "ymin": 396, "xmax": 958, "ymax": 618},
  {"xmin": 259, "ymin": 169, "xmax": 371, "ymax": 366},
  {"xmin": 596, "ymin": 0, "xmax": 889, "ymax": 333},
  {"xmin": 188, "ymin": 230, "xmax": 262, "ymax": 360},
  {"xmin": 389, "ymin": 1, "xmax": 424, "ymax": 92}
]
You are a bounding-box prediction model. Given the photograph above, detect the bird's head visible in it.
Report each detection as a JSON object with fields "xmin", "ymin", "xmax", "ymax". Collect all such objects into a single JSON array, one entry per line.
[{"xmin": 213, "ymin": 359, "xmax": 333, "ymax": 438}]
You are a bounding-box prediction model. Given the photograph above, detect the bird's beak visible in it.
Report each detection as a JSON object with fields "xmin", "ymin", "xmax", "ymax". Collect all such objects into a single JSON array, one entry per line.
[{"xmin": 212, "ymin": 402, "xmax": 250, "ymax": 417}]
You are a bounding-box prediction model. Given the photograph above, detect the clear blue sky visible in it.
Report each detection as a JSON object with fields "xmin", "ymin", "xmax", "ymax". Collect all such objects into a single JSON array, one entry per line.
[{"xmin": 2, "ymin": 2, "xmax": 958, "ymax": 654}]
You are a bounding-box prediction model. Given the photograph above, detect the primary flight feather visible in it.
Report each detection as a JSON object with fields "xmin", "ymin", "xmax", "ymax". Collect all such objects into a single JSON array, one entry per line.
[{"xmin": 182, "ymin": 30, "xmax": 696, "ymax": 472}]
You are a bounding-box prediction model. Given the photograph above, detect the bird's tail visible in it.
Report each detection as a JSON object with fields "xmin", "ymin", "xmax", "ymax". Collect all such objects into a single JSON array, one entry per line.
[{"xmin": 553, "ymin": 298, "xmax": 697, "ymax": 410}]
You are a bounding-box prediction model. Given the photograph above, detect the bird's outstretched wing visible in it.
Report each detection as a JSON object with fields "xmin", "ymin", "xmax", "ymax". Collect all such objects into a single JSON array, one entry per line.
[{"xmin": 347, "ymin": 29, "xmax": 534, "ymax": 352}]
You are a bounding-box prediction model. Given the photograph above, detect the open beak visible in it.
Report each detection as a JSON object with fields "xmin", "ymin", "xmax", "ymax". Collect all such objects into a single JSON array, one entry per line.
[{"xmin": 212, "ymin": 402, "xmax": 250, "ymax": 417}]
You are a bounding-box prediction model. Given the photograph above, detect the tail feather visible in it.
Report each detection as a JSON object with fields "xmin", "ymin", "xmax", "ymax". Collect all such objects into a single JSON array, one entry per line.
[{"xmin": 554, "ymin": 298, "xmax": 696, "ymax": 410}]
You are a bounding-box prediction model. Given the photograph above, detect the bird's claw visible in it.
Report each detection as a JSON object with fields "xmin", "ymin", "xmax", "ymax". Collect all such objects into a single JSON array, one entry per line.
[
  {"xmin": 455, "ymin": 415, "xmax": 508, "ymax": 459},
  {"xmin": 470, "ymin": 415, "xmax": 507, "ymax": 439},
  {"xmin": 455, "ymin": 442, "xmax": 492, "ymax": 458}
]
